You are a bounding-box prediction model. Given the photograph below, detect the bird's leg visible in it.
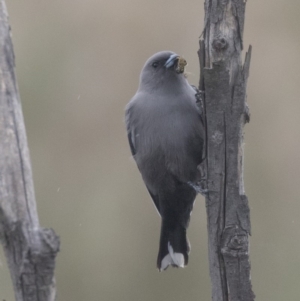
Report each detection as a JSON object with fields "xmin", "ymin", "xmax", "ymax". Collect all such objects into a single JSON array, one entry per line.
[
  {"xmin": 195, "ymin": 89, "xmax": 205, "ymax": 105},
  {"xmin": 187, "ymin": 162, "xmax": 208, "ymax": 197},
  {"xmin": 197, "ymin": 162, "xmax": 208, "ymax": 196},
  {"xmin": 198, "ymin": 161, "xmax": 206, "ymax": 181}
]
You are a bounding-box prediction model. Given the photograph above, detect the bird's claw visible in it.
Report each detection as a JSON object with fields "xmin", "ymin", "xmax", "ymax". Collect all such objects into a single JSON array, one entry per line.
[{"xmin": 187, "ymin": 181, "xmax": 208, "ymax": 197}]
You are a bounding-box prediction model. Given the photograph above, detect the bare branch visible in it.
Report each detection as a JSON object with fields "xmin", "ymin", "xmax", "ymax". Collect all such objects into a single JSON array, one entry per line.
[
  {"xmin": 199, "ymin": 0, "xmax": 255, "ymax": 300},
  {"xmin": 0, "ymin": 1, "xmax": 59, "ymax": 300}
]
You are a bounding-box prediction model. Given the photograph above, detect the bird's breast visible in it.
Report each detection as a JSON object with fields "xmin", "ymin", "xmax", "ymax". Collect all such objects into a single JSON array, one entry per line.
[{"xmin": 136, "ymin": 99, "xmax": 201, "ymax": 163}]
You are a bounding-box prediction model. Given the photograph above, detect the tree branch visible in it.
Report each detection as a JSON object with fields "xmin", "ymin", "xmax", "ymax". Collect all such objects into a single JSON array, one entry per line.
[
  {"xmin": 198, "ymin": 0, "xmax": 255, "ymax": 300},
  {"xmin": 0, "ymin": 1, "xmax": 59, "ymax": 300}
]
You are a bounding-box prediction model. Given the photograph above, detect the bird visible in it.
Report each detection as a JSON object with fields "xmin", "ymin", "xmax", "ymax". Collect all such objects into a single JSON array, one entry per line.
[{"xmin": 125, "ymin": 51, "xmax": 205, "ymax": 271}]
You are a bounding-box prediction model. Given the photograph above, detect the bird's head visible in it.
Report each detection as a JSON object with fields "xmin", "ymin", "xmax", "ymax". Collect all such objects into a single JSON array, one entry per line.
[{"xmin": 139, "ymin": 51, "xmax": 187, "ymax": 91}]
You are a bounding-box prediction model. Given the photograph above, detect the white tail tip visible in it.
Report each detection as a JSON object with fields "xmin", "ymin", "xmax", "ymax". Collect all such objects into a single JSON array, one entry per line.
[{"xmin": 160, "ymin": 242, "xmax": 185, "ymax": 271}]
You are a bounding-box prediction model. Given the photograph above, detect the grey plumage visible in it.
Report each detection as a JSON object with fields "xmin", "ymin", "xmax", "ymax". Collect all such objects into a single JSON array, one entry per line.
[{"xmin": 125, "ymin": 51, "xmax": 205, "ymax": 271}]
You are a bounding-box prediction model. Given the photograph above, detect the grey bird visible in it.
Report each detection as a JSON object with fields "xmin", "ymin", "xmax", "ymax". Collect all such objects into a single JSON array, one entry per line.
[{"xmin": 125, "ymin": 51, "xmax": 205, "ymax": 271}]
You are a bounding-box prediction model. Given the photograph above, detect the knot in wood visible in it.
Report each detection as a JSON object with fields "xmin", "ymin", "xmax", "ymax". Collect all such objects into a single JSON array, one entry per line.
[
  {"xmin": 212, "ymin": 131, "xmax": 223, "ymax": 144},
  {"xmin": 228, "ymin": 234, "xmax": 247, "ymax": 251},
  {"xmin": 221, "ymin": 234, "xmax": 248, "ymax": 257},
  {"xmin": 212, "ymin": 38, "xmax": 228, "ymax": 51}
]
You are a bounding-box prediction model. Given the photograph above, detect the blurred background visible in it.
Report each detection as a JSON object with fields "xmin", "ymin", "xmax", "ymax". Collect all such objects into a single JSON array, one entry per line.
[{"xmin": 1, "ymin": 0, "xmax": 300, "ymax": 300}]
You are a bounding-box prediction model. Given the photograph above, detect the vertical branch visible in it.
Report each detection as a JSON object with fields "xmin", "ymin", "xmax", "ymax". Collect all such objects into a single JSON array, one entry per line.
[
  {"xmin": 198, "ymin": 0, "xmax": 255, "ymax": 300},
  {"xmin": 0, "ymin": 1, "xmax": 59, "ymax": 301}
]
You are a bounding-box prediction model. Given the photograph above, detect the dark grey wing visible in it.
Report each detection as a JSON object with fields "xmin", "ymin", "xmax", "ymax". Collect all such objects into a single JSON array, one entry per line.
[
  {"xmin": 126, "ymin": 104, "xmax": 161, "ymax": 215},
  {"xmin": 127, "ymin": 130, "xmax": 136, "ymax": 156},
  {"xmin": 128, "ymin": 129, "xmax": 161, "ymax": 214},
  {"xmin": 147, "ymin": 189, "xmax": 161, "ymax": 216},
  {"xmin": 125, "ymin": 104, "xmax": 137, "ymax": 156}
]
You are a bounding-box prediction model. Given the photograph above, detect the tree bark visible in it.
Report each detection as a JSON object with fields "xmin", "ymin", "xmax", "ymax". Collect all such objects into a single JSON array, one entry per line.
[
  {"xmin": 0, "ymin": 1, "xmax": 60, "ymax": 300},
  {"xmin": 198, "ymin": 0, "xmax": 255, "ymax": 300}
]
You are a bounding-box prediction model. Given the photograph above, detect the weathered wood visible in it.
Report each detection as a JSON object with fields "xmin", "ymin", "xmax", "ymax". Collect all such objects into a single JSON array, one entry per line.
[
  {"xmin": 0, "ymin": 1, "xmax": 59, "ymax": 300},
  {"xmin": 198, "ymin": 0, "xmax": 254, "ymax": 300}
]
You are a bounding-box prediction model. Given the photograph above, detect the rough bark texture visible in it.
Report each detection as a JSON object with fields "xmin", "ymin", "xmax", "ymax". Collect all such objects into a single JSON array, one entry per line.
[
  {"xmin": 198, "ymin": 0, "xmax": 255, "ymax": 300},
  {"xmin": 0, "ymin": 1, "xmax": 60, "ymax": 300}
]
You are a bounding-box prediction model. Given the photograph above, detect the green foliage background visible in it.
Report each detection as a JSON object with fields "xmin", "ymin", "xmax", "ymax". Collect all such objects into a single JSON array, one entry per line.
[{"xmin": 1, "ymin": 1, "xmax": 300, "ymax": 300}]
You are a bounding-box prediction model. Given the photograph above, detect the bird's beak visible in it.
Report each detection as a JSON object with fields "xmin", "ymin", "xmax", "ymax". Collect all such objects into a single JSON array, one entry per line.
[
  {"xmin": 164, "ymin": 54, "xmax": 179, "ymax": 68},
  {"xmin": 164, "ymin": 54, "xmax": 187, "ymax": 74}
]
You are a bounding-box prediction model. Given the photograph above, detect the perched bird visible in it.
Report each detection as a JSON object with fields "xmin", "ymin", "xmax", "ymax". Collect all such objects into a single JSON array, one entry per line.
[{"xmin": 125, "ymin": 51, "xmax": 205, "ymax": 271}]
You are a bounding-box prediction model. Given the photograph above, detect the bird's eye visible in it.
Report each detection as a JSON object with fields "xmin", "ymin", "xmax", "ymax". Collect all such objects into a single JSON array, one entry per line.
[{"xmin": 152, "ymin": 61, "xmax": 159, "ymax": 68}]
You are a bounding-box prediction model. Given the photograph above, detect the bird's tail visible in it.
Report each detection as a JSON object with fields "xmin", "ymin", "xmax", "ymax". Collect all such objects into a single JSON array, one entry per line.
[{"xmin": 157, "ymin": 220, "xmax": 190, "ymax": 271}]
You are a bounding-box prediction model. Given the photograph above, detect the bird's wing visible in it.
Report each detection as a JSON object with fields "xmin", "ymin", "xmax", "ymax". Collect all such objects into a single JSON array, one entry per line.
[
  {"xmin": 126, "ymin": 103, "xmax": 161, "ymax": 215},
  {"xmin": 127, "ymin": 130, "xmax": 136, "ymax": 156},
  {"xmin": 146, "ymin": 188, "xmax": 161, "ymax": 216},
  {"xmin": 125, "ymin": 104, "xmax": 137, "ymax": 156},
  {"xmin": 128, "ymin": 128, "xmax": 161, "ymax": 214}
]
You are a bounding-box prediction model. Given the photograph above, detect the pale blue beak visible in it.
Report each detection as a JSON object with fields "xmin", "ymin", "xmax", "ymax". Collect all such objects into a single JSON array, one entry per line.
[{"xmin": 164, "ymin": 54, "xmax": 179, "ymax": 68}]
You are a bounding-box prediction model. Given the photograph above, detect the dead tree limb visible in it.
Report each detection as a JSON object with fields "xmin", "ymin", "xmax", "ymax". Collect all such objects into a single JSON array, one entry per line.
[
  {"xmin": 198, "ymin": 1, "xmax": 255, "ymax": 300},
  {"xmin": 0, "ymin": 1, "xmax": 59, "ymax": 300}
]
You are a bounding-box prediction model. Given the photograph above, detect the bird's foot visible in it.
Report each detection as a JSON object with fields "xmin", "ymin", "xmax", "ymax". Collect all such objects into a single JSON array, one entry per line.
[{"xmin": 187, "ymin": 181, "xmax": 208, "ymax": 197}]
